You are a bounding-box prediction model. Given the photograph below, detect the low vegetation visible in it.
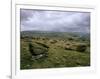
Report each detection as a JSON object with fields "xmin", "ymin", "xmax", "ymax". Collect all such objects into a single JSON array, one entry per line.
[{"xmin": 20, "ymin": 31, "xmax": 90, "ymax": 69}]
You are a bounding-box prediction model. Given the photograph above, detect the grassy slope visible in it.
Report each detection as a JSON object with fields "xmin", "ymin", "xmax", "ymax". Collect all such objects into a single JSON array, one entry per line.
[{"xmin": 20, "ymin": 32, "xmax": 90, "ymax": 69}]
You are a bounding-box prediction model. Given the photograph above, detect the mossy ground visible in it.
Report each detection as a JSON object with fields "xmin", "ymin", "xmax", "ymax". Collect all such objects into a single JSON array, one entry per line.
[{"xmin": 20, "ymin": 35, "xmax": 90, "ymax": 69}]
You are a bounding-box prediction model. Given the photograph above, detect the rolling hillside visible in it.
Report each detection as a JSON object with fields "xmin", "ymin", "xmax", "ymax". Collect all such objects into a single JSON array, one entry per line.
[{"xmin": 20, "ymin": 31, "xmax": 90, "ymax": 69}]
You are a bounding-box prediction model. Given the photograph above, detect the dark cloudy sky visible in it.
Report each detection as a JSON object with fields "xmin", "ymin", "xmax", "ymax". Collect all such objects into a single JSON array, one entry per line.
[{"xmin": 20, "ymin": 9, "xmax": 90, "ymax": 33}]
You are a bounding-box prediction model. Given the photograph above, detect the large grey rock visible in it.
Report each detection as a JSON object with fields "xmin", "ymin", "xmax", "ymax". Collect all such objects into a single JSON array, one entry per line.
[{"xmin": 29, "ymin": 42, "xmax": 48, "ymax": 59}]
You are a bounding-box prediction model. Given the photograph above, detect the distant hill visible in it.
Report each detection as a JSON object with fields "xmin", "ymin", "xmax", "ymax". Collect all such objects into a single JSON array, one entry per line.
[{"xmin": 21, "ymin": 31, "xmax": 90, "ymax": 41}]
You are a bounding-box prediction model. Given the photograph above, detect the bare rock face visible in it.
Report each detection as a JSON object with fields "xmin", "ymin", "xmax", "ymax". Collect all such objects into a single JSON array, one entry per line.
[{"xmin": 29, "ymin": 42, "xmax": 48, "ymax": 60}]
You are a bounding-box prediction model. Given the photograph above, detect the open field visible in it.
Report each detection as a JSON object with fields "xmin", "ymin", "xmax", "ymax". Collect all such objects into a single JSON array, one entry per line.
[{"xmin": 20, "ymin": 31, "xmax": 90, "ymax": 69}]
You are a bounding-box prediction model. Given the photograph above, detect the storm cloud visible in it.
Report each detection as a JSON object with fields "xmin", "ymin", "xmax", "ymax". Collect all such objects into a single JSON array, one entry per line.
[{"xmin": 20, "ymin": 9, "xmax": 90, "ymax": 33}]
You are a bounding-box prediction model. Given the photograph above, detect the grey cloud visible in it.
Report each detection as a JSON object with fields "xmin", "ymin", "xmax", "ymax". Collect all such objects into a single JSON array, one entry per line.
[
  {"xmin": 20, "ymin": 9, "xmax": 90, "ymax": 33},
  {"xmin": 20, "ymin": 9, "xmax": 34, "ymax": 21}
]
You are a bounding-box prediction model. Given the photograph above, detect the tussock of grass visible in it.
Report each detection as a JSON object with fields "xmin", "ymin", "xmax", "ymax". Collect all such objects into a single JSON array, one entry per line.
[{"xmin": 21, "ymin": 36, "xmax": 90, "ymax": 69}]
